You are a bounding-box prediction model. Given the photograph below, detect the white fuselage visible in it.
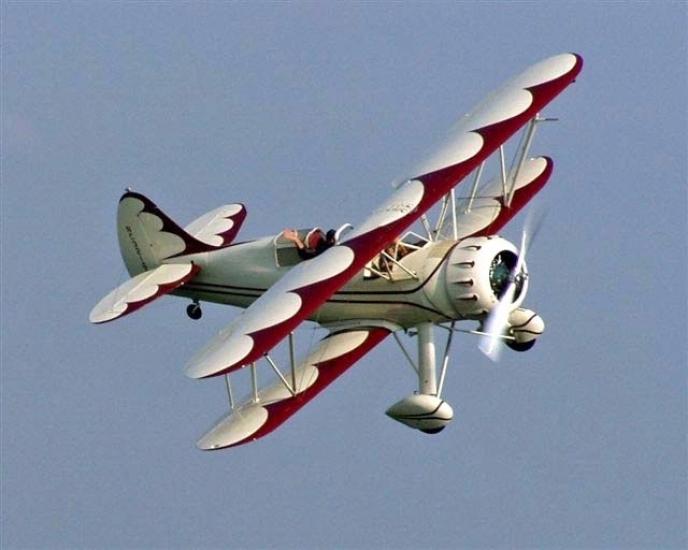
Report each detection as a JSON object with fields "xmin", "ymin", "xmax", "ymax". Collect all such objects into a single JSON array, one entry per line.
[
  {"xmin": 172, "ymin": 235, "xmax": 453, "ymax": 328},
  {"xmin": 172, "ymin": 233, "xmax": 526, "ymax": 329}
]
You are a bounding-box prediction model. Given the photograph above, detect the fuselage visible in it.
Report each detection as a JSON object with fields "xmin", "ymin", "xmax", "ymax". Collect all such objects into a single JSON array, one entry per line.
[
  {"xmin": 172, "ymin": 231, "xmax": 526, "ymax": 329},
  {"xmin": 173, "ymin": 234, "xmax": 456, "ymax": 328}
]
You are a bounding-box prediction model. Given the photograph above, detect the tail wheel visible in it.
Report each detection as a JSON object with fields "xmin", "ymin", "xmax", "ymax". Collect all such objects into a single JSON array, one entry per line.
[{"xmin": 187, "ymin": 302, "xmax": 202, "ymax": 320}]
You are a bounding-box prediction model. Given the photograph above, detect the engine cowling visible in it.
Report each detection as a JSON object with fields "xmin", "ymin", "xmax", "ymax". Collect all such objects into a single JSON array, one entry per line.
[{"xmin": 423, "ymin": 236, "xmax": 529, "ymax": 320}]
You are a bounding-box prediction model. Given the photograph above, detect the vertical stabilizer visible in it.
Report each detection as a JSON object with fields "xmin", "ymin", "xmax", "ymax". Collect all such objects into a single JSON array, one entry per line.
[{"xmin": 116, "ymin": 192, "xmax": 246, "ymax": 276}]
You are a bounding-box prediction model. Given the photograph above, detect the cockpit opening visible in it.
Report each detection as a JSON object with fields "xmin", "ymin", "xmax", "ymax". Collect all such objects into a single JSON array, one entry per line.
[
  {"xmin": 282, "ymin": 227, "xmax": 336, "ymax": 260},
  {"xmin": 274, "ymin": 226, "xmax": 342, "ymax": 267}
]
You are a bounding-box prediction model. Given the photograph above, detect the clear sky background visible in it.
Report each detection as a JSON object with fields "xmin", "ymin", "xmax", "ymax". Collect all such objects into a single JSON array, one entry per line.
[{"xmin": 2, "ymin": 3, "xmax": 686, "ymax": 549}]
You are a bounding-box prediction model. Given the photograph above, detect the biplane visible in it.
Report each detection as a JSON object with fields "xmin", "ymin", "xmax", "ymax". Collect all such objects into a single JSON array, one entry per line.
[{"xmin": 90, "ymin": 53, "xmax": 583, "ymax": 450}]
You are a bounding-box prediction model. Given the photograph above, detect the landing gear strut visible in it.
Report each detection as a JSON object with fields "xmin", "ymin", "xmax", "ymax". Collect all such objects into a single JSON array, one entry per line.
[
  {"xmin": 187, "ymin": 301, "xmax": 202, "ymax": 320},
  {"xmin": 386, "ymin": 322, "xmax": 454, "ymax": 434}
]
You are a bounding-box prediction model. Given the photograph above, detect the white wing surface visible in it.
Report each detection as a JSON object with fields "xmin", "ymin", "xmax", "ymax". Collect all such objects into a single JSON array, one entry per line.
[
  {"xmin": 90, "ymin": 263, "xmax": 200, "ymax": 324},
  {"xmin": 452, "ymin": 156, "xmax": 553, "ymax": 239},
  {"xmin": 196, "ymin": 327, "xmax": 389, "ymax": 450},
  {"xmin": 185, "ymin": 203, "xmax": 246, "ymax": 247}
]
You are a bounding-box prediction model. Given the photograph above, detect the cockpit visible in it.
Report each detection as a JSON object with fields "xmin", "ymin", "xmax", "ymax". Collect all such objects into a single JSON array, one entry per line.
[{"xmin": 273, "ymin": 224, "xmax": 352, "ymax": 267}]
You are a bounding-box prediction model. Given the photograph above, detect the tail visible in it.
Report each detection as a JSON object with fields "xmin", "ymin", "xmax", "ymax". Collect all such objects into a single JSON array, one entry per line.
[
  {"xmin": 117, "ymin": 191, "xmax": 246, "ymax": 276},
  {"xmin": 89, "ymin": 191, "xmax": 246, "ymax": 324}
]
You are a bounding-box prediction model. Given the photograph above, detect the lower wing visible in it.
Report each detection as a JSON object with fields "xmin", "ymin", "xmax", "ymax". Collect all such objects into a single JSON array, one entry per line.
[{"xmin": 196, "ymin": 327, "xmax": 389, "ymax": 450}]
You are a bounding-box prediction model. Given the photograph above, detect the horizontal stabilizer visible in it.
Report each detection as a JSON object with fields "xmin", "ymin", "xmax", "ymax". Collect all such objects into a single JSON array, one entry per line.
[
  {"xmin": 196, "ymin": 328, "xmax": 389, "ymax": 450},
  {"xmin": 90, "ymin": 263, "xmax": 200, "ymax": 324},
  {"xmin": 185, "ymin": 204, "xmax": 247, "ymax": 247}
]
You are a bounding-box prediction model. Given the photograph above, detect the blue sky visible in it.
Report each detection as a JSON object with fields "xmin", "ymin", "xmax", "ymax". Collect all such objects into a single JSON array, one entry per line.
[{"xmin": 2, "ymin": 3, "xmax": 686, "ymax": 548}]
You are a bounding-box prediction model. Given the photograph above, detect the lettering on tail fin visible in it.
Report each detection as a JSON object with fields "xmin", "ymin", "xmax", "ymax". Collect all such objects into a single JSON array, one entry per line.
[{"xmin": 125, "ymin": 225, "xmax": 149, "ymax": 272}]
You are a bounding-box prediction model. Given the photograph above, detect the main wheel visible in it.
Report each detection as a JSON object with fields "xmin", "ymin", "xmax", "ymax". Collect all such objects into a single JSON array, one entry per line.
[{"xmin": 186, "ymin": 303, "xmax": 202, "ymax": 320}]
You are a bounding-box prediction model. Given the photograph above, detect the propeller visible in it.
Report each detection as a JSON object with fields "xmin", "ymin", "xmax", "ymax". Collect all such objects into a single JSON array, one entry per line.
[{"xmin": 479, "ymin": 209, "xmax": 545, "ymax": 361}]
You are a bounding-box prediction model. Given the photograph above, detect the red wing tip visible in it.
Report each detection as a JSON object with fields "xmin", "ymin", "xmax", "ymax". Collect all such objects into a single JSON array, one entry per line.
[
  {"xmin": 569, "ymin": 53, "xmax": 584, "ymax": 75},
  {"xmin": 540, "ymin": 156, "xmax": 554, "ymax": 180}
]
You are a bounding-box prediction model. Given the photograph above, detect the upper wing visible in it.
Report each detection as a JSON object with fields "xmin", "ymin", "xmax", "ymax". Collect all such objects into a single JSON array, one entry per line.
[
  {"xmin": 196, "ymin": 327, "xmax": 389, "ymax": 450},
  {"xmin": 186, "ymin": 53, "xmax": 583, "ymax": 379}
]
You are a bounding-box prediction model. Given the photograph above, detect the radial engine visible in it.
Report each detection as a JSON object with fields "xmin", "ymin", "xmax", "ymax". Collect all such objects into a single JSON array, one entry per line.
[{"xmin": 424, "ymin": 236, "xmax": 529, "ymax": 320}]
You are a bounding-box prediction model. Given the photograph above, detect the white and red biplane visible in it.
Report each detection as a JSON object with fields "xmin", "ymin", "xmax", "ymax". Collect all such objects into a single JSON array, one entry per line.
[{"xmin": 90, "ymin": 53, "xmax": 583, "ymax": 450}]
